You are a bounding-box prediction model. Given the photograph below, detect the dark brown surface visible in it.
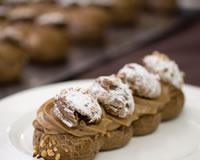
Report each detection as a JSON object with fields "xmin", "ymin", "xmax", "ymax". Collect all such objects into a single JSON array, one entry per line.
[{"xmin": 78, "ymin": 20, "xmax": 200, "ymax": 86}]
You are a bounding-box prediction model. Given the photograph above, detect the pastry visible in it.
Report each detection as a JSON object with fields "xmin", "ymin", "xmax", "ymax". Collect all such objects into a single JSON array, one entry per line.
[
  {"xmin": 49, "ymin": 3, "xmax": 110, "ymax": 44},
  {"xmin": 143, "ymin": 51, "xmax": 185, "ymax": 121},
  {"xmin": 42, "ymin": 2, "xmax": 110, "ymax": 44},
  {"xmin": 33, "ymin": 88, "xmax": 111, "ymax": 160},
  {"xmin": 146, "ymin": 0, "xmax": 177, "ymax": 14},
  {"xmin": 0, "ymin": 39, "xmax": 26, "ymax": 83},
  {"xmin": 3, "ymin": 21, "xmax": 68, "ymax": 64},
  {"xmin": 26, "ymin": 10, "xmax": 69, "ymax": 63},
  {"xmin": 65, "ymin": 6, "xmax": 110, "ymax": 45},
  {"xmin": 90, "ymin": 75, "xmax": 137, "ymax": 150},
  {"xmin": 57, "ymin": 0, "xmax": 137, "ymax": 26},
  {"xmin": 6, "ymin": 3, "xmax": 69, "ymax": 63},
  {"xmin": 118, "ymin": 63, "xmax": 162, "ymax": 136},
  {"xmin": 6, "ymin": 4, "xmax": 43, "ymax": 22},
  {"xmin": 106, "ymin": 0, "xmax": 138, "ymax": 26},
  {"xmin": 0, "ymin": 6, "xmax": 8, "ymax": 20},
  {"xmin": 25, "ymin": 25, "xmax": 68, "ymax": 63}
]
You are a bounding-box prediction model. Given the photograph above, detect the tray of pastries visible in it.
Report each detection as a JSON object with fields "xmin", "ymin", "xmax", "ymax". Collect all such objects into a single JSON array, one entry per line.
[{"xmin": 0, "ymin": 0, "xmax": 191, "ymax": 98}]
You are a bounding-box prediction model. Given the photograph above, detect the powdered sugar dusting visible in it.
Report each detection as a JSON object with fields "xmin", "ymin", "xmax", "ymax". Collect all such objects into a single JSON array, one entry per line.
[
  {"xmin": 36, "ymin": 12, "xmax": 66, "ymax": 26},
  {"xmin": 0, "ymin": 26, "xmax": 23, "ymax": 42},
  {"xmin": 54, "ymin": 88, "xmax": 102, "ymax": 128},
  {"xmin": 57, "ymin": 0, "xmax": 113, "ymax": 7},
  {"xmin": 90, "ymin": 75, "xmax": 135, "ymax": 118},
  {"xmin": 118, "ymin": 63, "xmax": 161, "ymax": 99},
  {"xmin": 8, "ymin": 7, "xmax": 36, "ymax": 21},
  {"xmin": 143, "ymin": 51, "xmax": 184, "ymax": 89}
]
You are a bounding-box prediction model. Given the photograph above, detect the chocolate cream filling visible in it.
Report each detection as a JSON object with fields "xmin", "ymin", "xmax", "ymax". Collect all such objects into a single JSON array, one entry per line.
[
  {"xmin": 133, "ymin": 81, "xmax": 182, "ymax": 116},
  {"xmin": 33, "ymin": 99, "xmax": 139, "ymax": 136},
  {"xmin": 33, "ymin": 98, "xmax": 112, "ymax": 137}
]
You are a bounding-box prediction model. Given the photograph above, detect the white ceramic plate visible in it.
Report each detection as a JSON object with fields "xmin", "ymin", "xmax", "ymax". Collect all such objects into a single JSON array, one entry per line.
[{"xmin": 0, "ymin": 80, "xmax": 200, "ymax": 160}]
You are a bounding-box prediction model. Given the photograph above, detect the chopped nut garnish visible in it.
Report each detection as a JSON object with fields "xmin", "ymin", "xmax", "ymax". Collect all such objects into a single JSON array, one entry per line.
[
  {"xmin": 47, "ymin": 149, "xmax": 55, "ymax": 157},
  {"xmin": 55, "ymin": 153, "xmax": 61, "ymax": 160},
  {"xmin": 40, "ymin": 140, "xmax": 46, "ymax": 148},
  {"xmin": 33, "ymin": 146, "xmax": 38, "ymax": 157},
  {"xmin": 41, "ymin": 150, "xmax": 47, "ymax": 158},
  {"xmin": 33, "ymin": 146, "xmax": 38, "ymax": 150},
  {"xmin": 106, "ymin": 133, "xmax": 111, "ymax": 138},
  {"xmin": 53, "ymin": 147, "xmax": 58, "ymax": 152},
  {"xmin": 52, "ymin": 139, "xmax": 57, "ymax": 145},
  {"xmin": 49, "ymin": 142, "xmax": 52, "ymax": 147},
  {"xmin": 33, "ymin": 150, "xmax": 38, "ymax": 157},
  {"xmin": 64, "ymin": 148, "xmax": 69, "ymax": 153},
  {"xmin": 44, "ymin": 136, "xmax": 50, "ymax": 143}
]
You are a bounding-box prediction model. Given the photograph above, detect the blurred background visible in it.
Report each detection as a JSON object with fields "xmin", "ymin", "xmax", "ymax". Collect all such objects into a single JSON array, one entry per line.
[{"xmin": 0, "ymin": 0, "xmax": 199, "ymax": 98}]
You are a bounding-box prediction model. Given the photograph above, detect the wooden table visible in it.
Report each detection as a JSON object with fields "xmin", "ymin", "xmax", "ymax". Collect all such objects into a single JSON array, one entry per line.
[{"xmin": 77, "ymin": 20, "xmax": 200, "ymax": 86}]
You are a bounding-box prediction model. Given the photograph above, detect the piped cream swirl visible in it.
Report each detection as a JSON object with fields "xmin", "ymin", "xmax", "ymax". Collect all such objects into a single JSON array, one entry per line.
[
  {"xmin": 118, "ymin": 63, "xmax": 161, "ymax": 99},
  {"xmin": 90, "ymin": 75, "xmax": 135, "ymax": 118},
  {"xmin": 143, "ymin": 51, "xmax": 184, "ymax": 89},
  {"xmin": 54, "ymin": 88, "xmax": 102, "ymax": 128}
]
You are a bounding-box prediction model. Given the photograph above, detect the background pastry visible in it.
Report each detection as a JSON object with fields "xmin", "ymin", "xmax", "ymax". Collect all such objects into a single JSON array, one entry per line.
[
  {"xmin": 57, "ymin": 0, "xmax": 138, "ymax": 26},
  {"xmin": 6, "ymin": 3, "xmax": 44, "ymax": 22},
  {"xmin": 146, "ymin": 0, "xmax": 177, "ymax": 14},
  {"xmin": 118, "ymin": 63, "xmax": 162, "ymax": 136},
  {"xmin": 0, "ymin": 6, "xmax": 8, "ymax": 23},
  {"xmin": 4, "ymin": 4, "xmax": 69, "ymax": 63},
  {"xmin": 106, "ymin": 0, "xmax": 138, "ymax": 26},
  {"xmin": 143, "ymin": 52, "xmax": 185, "ymax": 121},
  {"xmin": 90, "ymin": 75, "xmax": 137, "ymax": 150},
  {"xmin": 65, "ymin": 6, "xmax": 110, "ymax": 45},
  {"xmin": 0, "ymin": 40, "xmax": 26, "ymax": 83},
  {"xmin": 24, "ymin": 25, "xmax": 69, "ymax": 63},
  {"xmin": 33, "ymin": 88, "xmax": 110, "ymax": 160},
  {"xmin": 47, "ymin": 1, "xmax": 111, "ymax": 44}
]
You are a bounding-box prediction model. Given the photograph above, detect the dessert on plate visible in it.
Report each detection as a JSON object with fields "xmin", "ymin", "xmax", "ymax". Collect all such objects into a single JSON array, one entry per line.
[
  {"xmin": 143, "ymin": 52, "xmax": 185, "ymax": 121},
  {"xmin": 32, "ymin": 51, "xmax": 185, "ymax": 159},
  {"xmin": 90, "ymin": 75, "xmax": 137, "ymax": 150},
  {"xmin": 33, "ymin": 88, "xmax": 111, "ymax": 160},
  {"xmin": 118, "ymin": 63, "xmax": 162, "ymax": 136}
]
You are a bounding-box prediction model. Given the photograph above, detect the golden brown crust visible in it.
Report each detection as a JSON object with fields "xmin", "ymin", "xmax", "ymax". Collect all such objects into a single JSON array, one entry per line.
[
  {"xmin": 33, "ymin": 129, "xmax": 103, "ymax": 160},
  {"xmin": 161, "ymin": 83, "xmax": 184, "ymax": 121},
  {"xmin": 6, "ymin": 3, "xmax": 56, "ymax": 21},
  {"xmin": 33, "ymin": 96, "xmax": 135, "ymax": 155},
  {"xmin": 66, "ymin": 7, "xmax": 110, "ymax": 45},
  {"xmin": 25, "ymin": 26, "xmax": 68, "ymax": 63},
  {"xmin": 130, "ymin": 92, "xmax": 162, "ymax": 136},
  {"xmin": 132, "ymin": 113, "xmax": 161, "ymax": 136},
  {"xmin": 0, "ymin": 21, "xmax": 68, "ymax": 64},
  {"xmin": 108, "ymin": 0, "xmax": 138, "ymax": 25},
  {"xmin": 100, "ymin": 126, "xmax": 133, "ymax": 151},
  {"xmin": 146, "ymin": 0, "xmax": 177, "ymax": 13},
  {"xmin": 0, "ymin": 41, "xmax": 26, "ymax": 83}
]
